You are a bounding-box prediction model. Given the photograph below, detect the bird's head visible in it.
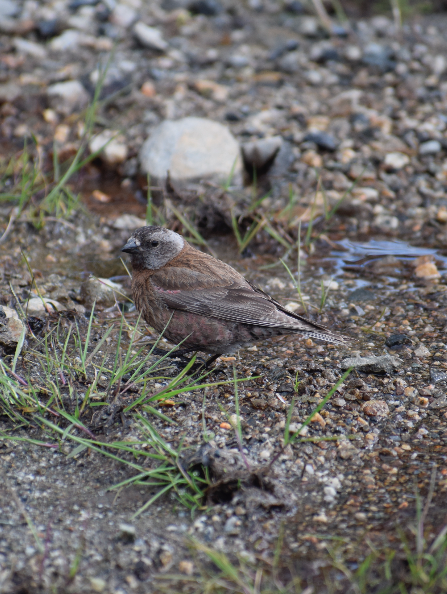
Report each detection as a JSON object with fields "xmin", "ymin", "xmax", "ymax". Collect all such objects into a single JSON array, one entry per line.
[{"xmin": 121, "ymin": 226, "xmax": 184, "ymax": 270}]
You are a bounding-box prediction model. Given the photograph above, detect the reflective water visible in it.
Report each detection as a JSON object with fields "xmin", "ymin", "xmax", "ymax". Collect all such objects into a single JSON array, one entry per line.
[{"xmin": 325, "ymin": 238, "xmax": 447, "ymax": 282}]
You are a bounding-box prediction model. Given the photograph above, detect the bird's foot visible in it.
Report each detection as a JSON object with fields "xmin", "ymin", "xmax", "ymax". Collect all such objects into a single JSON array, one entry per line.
[
  {"xmin": 187, "ymin": 353, "xmax": 222, "ymax": 377},
  {"xmin": 150, "ymin": 347, "xmax": 222, "ymax": 375},
  {"xmin": 151, "ymin": 346, "xmax": 192, "ymax": 361}
]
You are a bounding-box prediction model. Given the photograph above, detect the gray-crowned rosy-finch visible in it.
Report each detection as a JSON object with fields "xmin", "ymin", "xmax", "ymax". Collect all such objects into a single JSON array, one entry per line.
[{"xmin": 122, "ymin": 226, "xmax": 346, "ymax": 364}]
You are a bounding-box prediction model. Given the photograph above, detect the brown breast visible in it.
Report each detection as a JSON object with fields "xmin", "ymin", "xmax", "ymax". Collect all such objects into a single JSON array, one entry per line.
[{"xmin": 131, "ymin": 268, "xmax": 161, "ymax": 327}]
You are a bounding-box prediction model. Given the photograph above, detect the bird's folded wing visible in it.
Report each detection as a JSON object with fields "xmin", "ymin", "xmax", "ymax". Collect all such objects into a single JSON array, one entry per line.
[{"xmin": 151, "ymin": 268, "xmax": 345, "ymax": 339}]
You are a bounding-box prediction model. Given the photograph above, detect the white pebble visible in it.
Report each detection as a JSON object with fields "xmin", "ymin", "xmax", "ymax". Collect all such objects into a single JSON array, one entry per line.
[
  {"xmin": 384, "ymin": 152, "xmax": 410, "ymax": 170},
  {"xmin": 304, "ymin": 463, "xmax": 315, "ymax": 475},
  {"xmin": 133, "ymin": 23, "xmax": 168, "ymax": 51}
]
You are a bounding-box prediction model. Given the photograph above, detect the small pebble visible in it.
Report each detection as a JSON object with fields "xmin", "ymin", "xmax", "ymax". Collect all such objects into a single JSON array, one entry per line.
[
  {"xmin": 26, "ymin": 297, "xmax": 63, "ymax": 315},
  {"xmin": 159, "ymin": 550, "xmax": 173, "ymax": 568},
  {"xmin": 414, "ymin": 262, "xmax": 440, "ymax": 280},
  {"xmin": 178, "ymin": 561, "xmax": 194, "ymax": 576},
  {"xmin": 414, "ymin": 345, "xmax": 431, "ymax": 358},
  {"xmin": 194, "ymin": 80, "xmax": 229, "ymax": 102},
  {"xmin": 89, "ymin": 130, "xmax": 128, "ymax": 165},
  {"xmin": 404, "ymin": 386, "xmax": 418, "ymax": 398},
  {"xmin": 42, "ymin": 108, "xmax": 58, "ymax": 125},
  {"xmin": 133, "ymin": 23, "xmax": 168, "ymax": 51},
  {"xmin": 14, "ymin": 37, "xmax": 47, "ymax": 58},
  {"xmin": 118, "ymin": 523, "xmax": 136, "ymax": 542},
  {"xmin": 384, "ymin": 152, "xmax": 410, "ymax": 171},
  {"xmin": 90, "ymin": 578, "xmax": 106, "ymax": 592},
  {"xmin": 284, "ymin": 302, "xmax": 300, "ymax": 312},
  {"xmin": 322, "ymin": 279, "xmax": 339, "ymax": 290},
  {"xmin": 419, "ymin": 140, "xmax": 442, "ymax": 155},
  {"xmin": 301, "ymin": 150, "xmax": 323, "ymax": 167},
  {"xmin": 385, "ymin": 333, "xmax": 411, "ymax": 348},
  {"xmin": 49, "ymin": 30, "xmax": 81, "ymax": 52},
  {"xmin": 111, "ymin": 4, "xmax": 137, "ymax": 28},
  {"xmin": 189, "ymin": 0, "xmax": 223, "ymax": 16},
  {"xmin": 141, "ymin": 81, "xmax": 156, "ymax": 97},
  {"xmin": 437, "ymin": 207, "xmax": 447, "ymax": 223},
  {"xmin": 324, "ymin": 486, "xmax": 337, "ymax": 498},
  {"xmin": 80, "ymin": 277, "xmax": 122, "ymax": 308},
  {"xmin": 54, "ymin": 124, "xmax": 70, "ymax": 143},
  {"xmin": 47, "ymin": 80, "xmax": 89, "ymax": 115},
  {"xmin": 92, "ymin": 190, "xmax": 111, "ymax": 203},
  {"xmin": 311, "ymin": 413, "xmax": 326, "ymax": 427},
  {"xmin": 362, "ymin": 400, "xmax": 389, "ymax": 417},
  {"xmin": 224, "ymin": 516, "xmax": 241, "ymax": 534},
  {"xmin": 304, "ymin": 131, "xmax": 338, "ymax": 151}
]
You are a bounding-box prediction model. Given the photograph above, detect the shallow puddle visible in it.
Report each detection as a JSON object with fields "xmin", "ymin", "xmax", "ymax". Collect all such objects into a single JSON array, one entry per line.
[{"xmin": 324, "ymin": 238, "xmax": 447, "ymax": 285}]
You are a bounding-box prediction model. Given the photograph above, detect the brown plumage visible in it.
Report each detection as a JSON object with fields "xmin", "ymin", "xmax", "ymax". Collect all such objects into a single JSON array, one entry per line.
[{"xmin": 122, "ymin": 226, "xmax": 347, "ymax": 359}]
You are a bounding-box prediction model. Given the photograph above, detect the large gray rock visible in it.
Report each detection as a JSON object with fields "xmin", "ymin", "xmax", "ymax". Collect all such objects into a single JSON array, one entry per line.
[{"xmin": 139, "ymin": 117, "xmax": 243, "ymax": 187}]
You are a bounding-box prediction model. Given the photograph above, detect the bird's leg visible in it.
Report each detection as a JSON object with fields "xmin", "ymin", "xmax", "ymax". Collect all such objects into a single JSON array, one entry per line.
[
  {"xmin": 205, "ymin": 353, "xmax": 221, "ymax": 368},
  {"xmin": 151, "ymin": 347, "xmax": 221, "ymax": 374},
  {"xmin": 151, "ymin": 347, "xmax": 192, "ymax": 360},
  {"xmin": 151, "ymin": 347, "xmax": 210, "ymax": 373},
  {"xmin": 187, "ymin": 353, "xmax": 222, "ymax": 377}
]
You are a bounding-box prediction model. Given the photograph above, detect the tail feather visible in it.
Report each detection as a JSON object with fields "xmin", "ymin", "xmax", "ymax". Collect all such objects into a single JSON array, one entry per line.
[
  {"xmin": 247, "ymin": 280, "xmax": 349, "ymax": 345},
  {"xmin": 298, "ymin": 330, "xmax": 348, "ymax": 345}
]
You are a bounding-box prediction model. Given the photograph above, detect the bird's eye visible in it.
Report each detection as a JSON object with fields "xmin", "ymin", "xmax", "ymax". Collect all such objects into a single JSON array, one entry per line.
[{"xmin": 151, "ymin": 240, "xmax": 159, "ymax": 247}]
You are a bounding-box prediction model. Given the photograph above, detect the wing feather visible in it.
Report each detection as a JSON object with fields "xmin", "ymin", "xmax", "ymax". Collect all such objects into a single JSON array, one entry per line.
[{"xmin": 151, "ymin": 268, "xmax": 346, "ymax": 342}]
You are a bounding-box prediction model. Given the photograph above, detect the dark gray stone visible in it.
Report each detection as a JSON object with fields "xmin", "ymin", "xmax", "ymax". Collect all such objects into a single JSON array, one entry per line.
[
  {"xmin": 385, "ymin": 334, "xmax": 412, "ymax": 349},
  {"xmin": 304, "ymin": 131, "xmax": 338, "ymax": 151},
  {"xmin": 188, "ymin": 0, "xmax": 223, "ymax": 15},
  {"xmin": 348, "ymin": 287, "xmax": 376, "ymax": 302},
  {"xmin": 362, "ymin": 43, "xmax": 396, "ymax": 72},
  {"xmin": 37, "ymin": 19, "xmax": 60, "ymax": 38},
  {"xmin": 269, "ymin": 39, "xmax": 299, "ymax": 60}
]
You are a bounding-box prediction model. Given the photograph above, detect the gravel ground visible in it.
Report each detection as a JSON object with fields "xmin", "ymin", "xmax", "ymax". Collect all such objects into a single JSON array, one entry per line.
[{"xmin": 1, "ymin": 1, "xmax": 447, "ymax": 593}]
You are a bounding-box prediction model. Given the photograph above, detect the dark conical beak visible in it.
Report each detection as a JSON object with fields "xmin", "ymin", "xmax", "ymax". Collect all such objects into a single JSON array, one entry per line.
[{"xmin": 121, "ymin": 238, "xmax": 138, "ymax": 253}]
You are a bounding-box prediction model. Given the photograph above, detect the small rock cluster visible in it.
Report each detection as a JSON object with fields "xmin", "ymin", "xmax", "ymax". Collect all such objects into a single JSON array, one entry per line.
[{"xmin": 0, "ymin": 2, "xmax": 446, "ymax": 244}]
